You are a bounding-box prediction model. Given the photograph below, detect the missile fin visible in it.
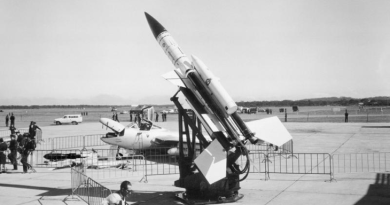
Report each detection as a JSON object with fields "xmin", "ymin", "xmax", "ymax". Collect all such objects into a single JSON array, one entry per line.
[
  {"xmin": 194, "ymin": 140, "xmax": 227, "ymax": 184},
  {"xmin": 246, "ymin": 116, "xmax": 292, "ymax": 147},
  {"xmin": 162, "ymin": 69, "xmax": 186, "ymax": 87}
]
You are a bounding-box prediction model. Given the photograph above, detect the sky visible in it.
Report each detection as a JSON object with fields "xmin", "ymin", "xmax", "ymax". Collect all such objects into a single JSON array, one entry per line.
[{"xmin": 1, "ymin": 0, "xmax": 389, "ymax": 105}]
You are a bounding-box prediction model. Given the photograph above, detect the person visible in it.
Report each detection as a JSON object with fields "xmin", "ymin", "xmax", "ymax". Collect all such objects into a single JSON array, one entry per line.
[
  {"xmin": 129, "ymin": 113, "xmax": 132, "ymax": 122},
  {"xmin": 137, "ymin": 114, "xmax": 141, "ymax": 127},
  {"xmin": 345, "ymin": 110, "xmax": 349, "ymax": 123},
  {"xmin": 10, "ymin": 113, "xmax": 15, "ymax": 127},
  {"xmin": 21, "ymin": 136, "xmax": 36, "ymax": 173},
  {"xmin": 115, "ymin": 113, "xmax": 120, "ymax": 122},
  {"xmin": 285, "ymin": 110, "xmax": 288, "ymax": 122},
  {"xmin": 164, "ymin": 112, "xmax": 167, "ymax": 122},
  {"xmin": 8, "ymin": 135, "xmax": 18, "ymax": 170},
  {"xmin": 17, "ymin": 133, "xmax": 28, "ymax": 147},
  {"xmin": 5, "ymin": 114, "xmax": 9, "ymax": 127},
  {"xmin": 29, "ymin": 121, "xmax": 41, "ymax": 139},
  {"xmin": 155, "ymin": 112, "xmax": 159, "ymax": 122},
  {"xmin": 102, "ymin": 180, "xmax": 132, "ymax": 205},
  {"xmin": 0, "ymin": 138, "xmax": 7, "ymax": 173},
  {"xmin": 112, "ymin": 113, "xmax": 115, "ymax": 121},
  {"xmin": 9, "ymin": 124, "xmax": 16, "ymax": 135}
]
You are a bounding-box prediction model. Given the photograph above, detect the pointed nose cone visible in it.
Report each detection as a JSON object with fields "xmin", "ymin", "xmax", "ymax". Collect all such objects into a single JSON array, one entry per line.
[{"xmin": 145, "ymin": 12, "xmax": 167, "ymax": 39}]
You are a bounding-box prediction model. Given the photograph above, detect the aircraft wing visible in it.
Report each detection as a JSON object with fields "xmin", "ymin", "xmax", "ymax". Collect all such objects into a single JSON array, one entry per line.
[{"xmin": 245, "ymin": 116, "xmax": 292, "ymax": 147}]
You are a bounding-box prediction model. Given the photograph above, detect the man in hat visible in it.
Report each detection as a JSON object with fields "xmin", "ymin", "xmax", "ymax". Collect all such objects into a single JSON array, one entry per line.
[{"xmin": 8, "ymin": 135, "xmax": 18, "ymax": 170}]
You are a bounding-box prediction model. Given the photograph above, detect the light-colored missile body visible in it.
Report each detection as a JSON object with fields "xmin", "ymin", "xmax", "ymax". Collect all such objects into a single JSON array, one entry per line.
[
  {"xmin": 191, "ymin": 55, "xmax": 237, "ymax": 114},
  {"xmin": 156, "ymin": 31, "xmax": 193, "ymax": 76},
  {"xmin": 146, "ymin": 13, "xmax": 249, "ymax": 145},
  {"xmin": 145, "ymin": 12, "xmax": 293, "ymax": 184},
  {"xmin": 145, "ymin": 12, "xmax": 292, "ymax": 147}
]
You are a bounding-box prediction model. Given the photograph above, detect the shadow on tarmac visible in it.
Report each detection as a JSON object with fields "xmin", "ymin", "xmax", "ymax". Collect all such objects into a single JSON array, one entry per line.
[
  {"xmin": 0, "ymin": 183, "xmax": 71, "ymax": 197},
  {"xmin": 355, "ymin": 173, "xmax": 390, "ymax": 205},
  {"xmin": 118, "ymin": 190, "xmax": 184, "ymax": 205}
]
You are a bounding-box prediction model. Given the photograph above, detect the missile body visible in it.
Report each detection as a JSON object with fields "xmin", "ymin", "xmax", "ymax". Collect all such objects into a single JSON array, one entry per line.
[{"xmin": 145, "ymin": 12, "xmax": 259, "ymax": 145}]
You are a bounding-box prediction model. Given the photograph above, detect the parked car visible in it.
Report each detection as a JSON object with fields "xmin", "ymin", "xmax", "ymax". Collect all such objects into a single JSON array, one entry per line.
[{"xmin": 54, "ymin": 114, "xmax": 83, "ymax": 125}]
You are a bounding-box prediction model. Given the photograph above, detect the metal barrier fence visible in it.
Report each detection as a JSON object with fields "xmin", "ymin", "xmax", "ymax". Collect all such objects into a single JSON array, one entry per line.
[
  {"xmin": 264, "ymin": 153, "xmax": 333, "ymax": 180},
  {"xmin": 332, "ymin": 152, "xmax": 390, "ymax": 173},
  {"xmin": 0, "ymin": 128, "xmax": 28, "ymax": 138},
  {"xmin": 71, "ymin": 166, "xmax": 112, "ymax": 205},
  {"xmin": 36, "ymin": 134, "xmax": 106, "ymax": 150},
  {"xmin": 235, "ymin": 152, "xmax": 333, "ymax": 180},
  {"xmin": 0, "ymin": 129, "xmax": 42, "ymax": 141}
]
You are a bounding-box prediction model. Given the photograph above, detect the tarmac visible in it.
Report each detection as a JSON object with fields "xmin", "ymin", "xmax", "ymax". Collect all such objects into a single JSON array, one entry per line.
[{"xmin": 0, "ymin": 121, "xmax": 390, "ymax": 205}]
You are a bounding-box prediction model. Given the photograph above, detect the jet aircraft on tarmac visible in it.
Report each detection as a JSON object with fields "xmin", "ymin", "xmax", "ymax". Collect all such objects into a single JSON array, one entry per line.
[{"xmin": 99, "ymin": 115, "xmax": 292, "ymax": 157}]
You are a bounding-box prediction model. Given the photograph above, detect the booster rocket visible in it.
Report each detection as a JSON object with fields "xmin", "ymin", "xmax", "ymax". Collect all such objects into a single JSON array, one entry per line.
[{"xmin": 145, "ymin": 12, "xmax": 260, "ymax": 147}]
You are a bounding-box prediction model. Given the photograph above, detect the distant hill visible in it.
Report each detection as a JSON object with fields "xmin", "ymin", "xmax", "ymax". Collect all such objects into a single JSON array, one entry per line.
[
  {"xmin": 237, "ymin": 96, "xmax": 390, "ymax": 107},
  {"xmin": 1, "ymin": 96, "xmax": 389, "ymax": 109}
]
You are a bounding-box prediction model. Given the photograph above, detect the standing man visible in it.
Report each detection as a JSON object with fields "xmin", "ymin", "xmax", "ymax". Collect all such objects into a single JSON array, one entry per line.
[
  {"xmin": 9, "ymin": 135, "xmax": 18, "ymax": 170},
  {"xmin": 0, "ymin": 138, "xmax": 7, "ymax": 173},
  {"xmin": 137, "ymin": 114, "xmax": 141, "ymax": 127},
  {"xmin": 5, "ymin": 114, "xmax": 9, "ymax": 127},
  {"xmin": 21, "ymin": 137, "xmax": 35, "ymax": 173},
  {"xmin": 115, "ymin": 113, "xmax": 120, "ymax": 122},
  {"xmin": 29, "ymin": 121, "xmax": 41, "ymax": 139},
  {"xmin": 129, "ymin": 113, "xmax": 132, "ymax": 122},
  {"xmin": 345, "ymin": 110, "xmax": 349, "ymax": 123},
  {"xmin": 10, "ymin": 113, "xmax": 15, "ymax": 127},
  {"xmin": 155, "ymin": 112, "xmax": 159, "ymax": 122},
  {"xmin": 285, "ymin": 109, "xmax": 288, "ymax": 122}
]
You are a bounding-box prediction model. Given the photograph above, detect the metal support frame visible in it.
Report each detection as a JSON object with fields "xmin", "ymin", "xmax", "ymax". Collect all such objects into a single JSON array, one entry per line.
[{"xmin": 171, "ymin": 90, "xmax": 244, "ymax": 204}]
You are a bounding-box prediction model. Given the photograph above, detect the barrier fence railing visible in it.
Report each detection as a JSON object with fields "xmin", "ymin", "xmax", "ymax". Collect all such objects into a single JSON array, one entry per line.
[
  {"xmin": 332, "ymin": 152, "xmax": 390, "ymax": 173},
  {"xmin": 36, "ymin": 134, "xmax": 106, "ymax": 150},
  {"xmin": 6, "ymin": 142, "xmax": 390, "ymax": 183},
  {"xmin": 71, "ymin": 166, "xmax": 111, "ymax": 205},
  {"xmin": 264, "ymin": 153, "xmax": 333, "ymax": 181},
  {"xmin": 0, "ymin": 128, "xmax": 28, "ymax": 138}
]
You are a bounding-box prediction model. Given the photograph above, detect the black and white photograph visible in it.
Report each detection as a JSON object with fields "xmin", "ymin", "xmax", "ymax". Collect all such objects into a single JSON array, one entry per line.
[{"xmin": 0, "ymin": 1, "xmax": 389, "ymax": 205}]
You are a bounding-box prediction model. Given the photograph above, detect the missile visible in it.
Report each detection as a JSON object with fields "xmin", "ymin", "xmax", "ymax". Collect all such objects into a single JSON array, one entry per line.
[{"xmin": 145, "ymin": 12, "xmax": 260, "ymax": 145}]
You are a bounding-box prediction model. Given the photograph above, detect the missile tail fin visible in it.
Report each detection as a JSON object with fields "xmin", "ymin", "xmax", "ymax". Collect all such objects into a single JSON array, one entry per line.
[
  {"xmin": 245, "ymin": 116, "xmax": 292, "ymax": 147},
  {"xmin": 162, "ymin": 69, "xmax": 186, "ymax": 87}
]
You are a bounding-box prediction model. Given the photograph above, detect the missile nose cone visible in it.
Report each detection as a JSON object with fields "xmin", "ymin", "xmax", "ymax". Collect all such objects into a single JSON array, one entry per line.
[{"xmin": 145, "ymin": 12, "xmax": 167, "ymax": 39}]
